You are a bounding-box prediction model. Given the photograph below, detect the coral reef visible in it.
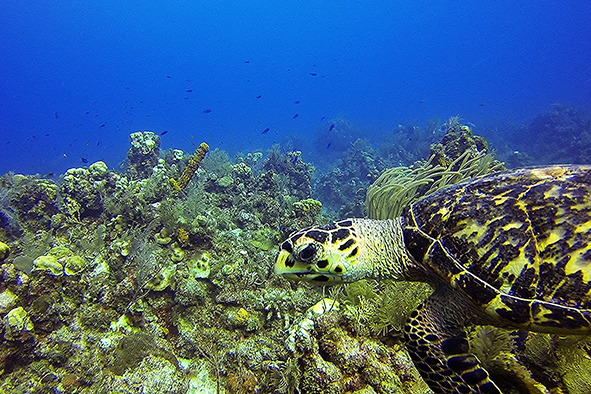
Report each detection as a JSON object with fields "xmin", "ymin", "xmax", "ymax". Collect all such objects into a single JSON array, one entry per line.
[
  {"xmin": 3, "ymin": 175, "xmax": 60, "ymax": 232},
  {"xmin": 379, "ymin": 120, "xmax": 443, "ymax": 165},
  {"xmin": 60, "ymin": 161, "xmax": 117, "ymax": 219},
  {"xmin": 281, "ymin": 301, "xmax": 430, "ymax": 394},
  {"xmin": 482, "ymin": 105, "xmax": 591, "ymax": 168},
  {"xmin": 126, "ymin": 131, "xmax": 161, "ymax": 180},
  {"xmin": 314, "ymin": 139, "xmax": 383, "ymax": 218},
  {"xmin": 0, "ymin": 131, "xmax": 330, "ymax": 393},
  {"xmin": 502, "ymin": 105, "xmax": 591, "ymax": 166},
  {"xmin": 263, "ymin": 145, "xmax": 315, "ymax": 202},
  {"xmin": 429, "ymin": 116, "xmax": 490, "ymax": 166},
  {"xmin": 0, "ymin": 113, "xmax": 585, "ymax": 393}
]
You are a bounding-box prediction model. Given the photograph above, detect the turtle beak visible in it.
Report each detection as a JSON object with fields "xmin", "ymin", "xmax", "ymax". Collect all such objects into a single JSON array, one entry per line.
[
  {"xmin": 275, "ymin": 250, "xmax": 309, "ymax": 276},
  {"xmin": 275, "ymin": 250, "xmax": 341, "ymax": 284}
]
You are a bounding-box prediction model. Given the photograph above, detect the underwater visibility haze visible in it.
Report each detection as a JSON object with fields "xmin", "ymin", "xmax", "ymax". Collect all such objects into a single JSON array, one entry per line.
[
  {"xmin": 2, "ymin": 1, "xmax": 591, "ymax": 393},
  {"xmin": 1, "ymin": 0, "xmax": 590, "ymax": 174}
]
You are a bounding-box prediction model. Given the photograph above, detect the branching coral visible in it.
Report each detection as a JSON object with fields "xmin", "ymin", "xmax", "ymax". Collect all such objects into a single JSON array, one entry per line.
[
  {"xmin": 366, "ymin": 157, "xmax": 449, "ymax": 220},
  {"xmin": 367, "ymin": 117, "xmax": 505, "ymax": 220},
  {"xmin": 170, "ymin": 142, "xmax": 210, "ymax": 191},
  {"xmin": 366, "ymin": 150, "xmax": 503, "ymax": 220}
]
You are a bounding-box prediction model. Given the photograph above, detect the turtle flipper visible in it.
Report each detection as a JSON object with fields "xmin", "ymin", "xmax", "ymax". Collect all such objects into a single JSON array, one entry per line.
[{"xmin": 405, "ymin": 287, "xmax": 502, "ymax": 394}]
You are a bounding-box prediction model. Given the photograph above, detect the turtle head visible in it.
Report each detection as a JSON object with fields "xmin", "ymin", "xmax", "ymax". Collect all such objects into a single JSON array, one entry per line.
[{"xmin": 275, "ymin": 218, "xmax": 405, "ymax": 284}]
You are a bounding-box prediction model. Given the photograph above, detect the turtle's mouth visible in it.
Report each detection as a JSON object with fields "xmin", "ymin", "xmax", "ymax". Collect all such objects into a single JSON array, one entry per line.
[
  {"xmin": 280, "ymin": 272, "xmax": 340, "ymax": 284},
  {"xmin": 275, "ymin": 250, "xmax": 342, "ymax": 284}
]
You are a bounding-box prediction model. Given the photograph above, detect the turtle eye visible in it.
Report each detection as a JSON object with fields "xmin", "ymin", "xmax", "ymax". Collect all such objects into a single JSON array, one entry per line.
[{"xmin": 298, "ymin": 243, "xmax": 320, "ymax": 262}]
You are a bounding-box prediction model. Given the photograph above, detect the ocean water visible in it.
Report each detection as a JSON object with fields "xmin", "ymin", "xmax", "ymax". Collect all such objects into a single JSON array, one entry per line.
[{"xmin": 1, "ymin": 0, "xmax": 590, "ymax": 175}]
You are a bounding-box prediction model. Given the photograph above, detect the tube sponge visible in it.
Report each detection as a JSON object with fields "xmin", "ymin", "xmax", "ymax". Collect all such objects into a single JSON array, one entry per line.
[{"xmin": 170, "ymin": 142, "xmax": 209, "ymax": 191}]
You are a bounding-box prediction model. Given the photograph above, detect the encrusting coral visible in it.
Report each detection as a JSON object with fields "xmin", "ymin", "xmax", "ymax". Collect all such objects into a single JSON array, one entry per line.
[{"xmin": 170, "ymin": 142, "xmax": 210, "ymax": 191}]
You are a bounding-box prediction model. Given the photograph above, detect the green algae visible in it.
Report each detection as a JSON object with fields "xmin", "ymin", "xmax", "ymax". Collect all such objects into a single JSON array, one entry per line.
[{"xmin": 250, "ymin": 227, "xmax": 280, "ymax": 251}]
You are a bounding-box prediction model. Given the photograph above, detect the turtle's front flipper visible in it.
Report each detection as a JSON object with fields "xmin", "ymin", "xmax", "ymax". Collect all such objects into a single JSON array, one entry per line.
[{"xmin": 405, "ymin": 286, "xmax": 501, "ymax": 394}]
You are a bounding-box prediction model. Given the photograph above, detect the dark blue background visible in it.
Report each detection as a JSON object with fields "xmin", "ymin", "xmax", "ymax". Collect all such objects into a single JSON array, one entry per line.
[{"xmin": 1, "ymin": 0, "xmax": 590, "ymax": 174}]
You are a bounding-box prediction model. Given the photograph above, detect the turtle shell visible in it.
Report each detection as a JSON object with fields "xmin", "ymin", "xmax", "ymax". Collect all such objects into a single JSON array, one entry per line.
[{"xmin": 402, "ymin": 165, "xmax": 591, "ymax": 334}]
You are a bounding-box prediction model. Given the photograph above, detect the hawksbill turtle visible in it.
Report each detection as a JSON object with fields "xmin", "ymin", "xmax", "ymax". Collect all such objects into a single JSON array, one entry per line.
[{"xmin": 275, "ymin": 165, "xmax": 591, "ymax": 393}]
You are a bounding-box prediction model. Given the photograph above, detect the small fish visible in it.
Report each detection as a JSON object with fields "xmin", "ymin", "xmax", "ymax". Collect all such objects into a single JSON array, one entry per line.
[
  {"xmin": 256, "ymin": 95, "xmax": 262, "ymax": 99},
  {"xmin": 99, "ymin": 124, "xmax": 105, "ymax": 128},
  {"xmin": 45, "ymin": 133, "xmax": 50, "ymax": 137},
  {"xmin": 480, "ymin": 103, "xmax": 487, "ymax": 106},
  {"xmin": 244, "ymin": 60, "xmax": 250, "ymax": 63},
  {"xmin": 294, "ymin": 100, "xmax": 300, "ymax": 104},
  {"xmin": 293, "ymin": 114, "xmax": 299, "ymax": 119},
  {"xmin": 54, "ymin": 112, "xmax": 58, "ymax": 119},
  {"xmin": 160, "ymin": 130, "xmax": 168, "ymax": 136},
  {"xmin": 81, "ymin": 157, "xmax": 88, "ymax": 163},
  {"xmin": 186, "ymin": 89, "xmax": 193, "ymax": 92},
  {"xmin": 320, "ymin": 116, "xmax": 325, "ymax": 121},
  {"xmin": 97, "ymin": 141, "xmax": 100, "ymax": 146},
  {"xmin": 329, "ymin": 124, "xmax": 335, "ymax": 131},
  {"xmin": 203, "ymin": 109, "xmax": 212, "ymax": 113},
  {"xmin": 167, "ymin": 75, "xmax": 171, "ymax": 78},
  {"xmin": 326, "ymin": 143, "xmax": 332, "ymax": 149},
  {"xmin": 262, "ymin": 128, "xmax": 270, "ymax": 134},
  {"xmin": 419, "ymin": 100, "xmax": 425, "ymax": 104},
  {"xmin": 310, "ymin": 73, "xmax": 317, "ymax": 76}
]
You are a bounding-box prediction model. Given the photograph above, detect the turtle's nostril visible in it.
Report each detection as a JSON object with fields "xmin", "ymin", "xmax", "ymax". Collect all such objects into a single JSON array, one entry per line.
[{"xmin": 317, "ymin": 260, "xmax": 329, "ymax": 269}]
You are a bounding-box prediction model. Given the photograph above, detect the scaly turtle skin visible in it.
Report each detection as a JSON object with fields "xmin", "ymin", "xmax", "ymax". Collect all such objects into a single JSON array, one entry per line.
[{"xmin": 275, "ymin": 165, "xmax": 591, "ymax": 393}]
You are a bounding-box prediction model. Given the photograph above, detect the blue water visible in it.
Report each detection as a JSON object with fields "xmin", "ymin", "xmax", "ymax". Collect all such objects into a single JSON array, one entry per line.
[{"xmin": 1, "ymin": 1, "xmax": 590, "ymax": 175}]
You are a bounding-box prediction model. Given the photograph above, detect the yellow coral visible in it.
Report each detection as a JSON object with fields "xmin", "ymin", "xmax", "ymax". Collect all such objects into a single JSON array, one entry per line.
[
  {"xmin": 154, "ymin": 228, "xmax": 173, "ymax": 245},
  {"xmin": 236, "ymin": 308, "xmax": 249, "ymax": 325},
  {"xmin": 0, "ymin": 241, "xmax": 9, "ymax": 261},
  {"xmin": 170, "ymin": 142, "xmax": 209, "ymax": 191},
  {"xmin": 178, "ymin": 228, "xmax": 189, "ymax": 243},
  {"xmin": 293, "ymin": 199, "xmax": 322, "ymax": 215},
  {"xmin": 3, "ymin": 307, "xmax": 35, "ymax": 341}
]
